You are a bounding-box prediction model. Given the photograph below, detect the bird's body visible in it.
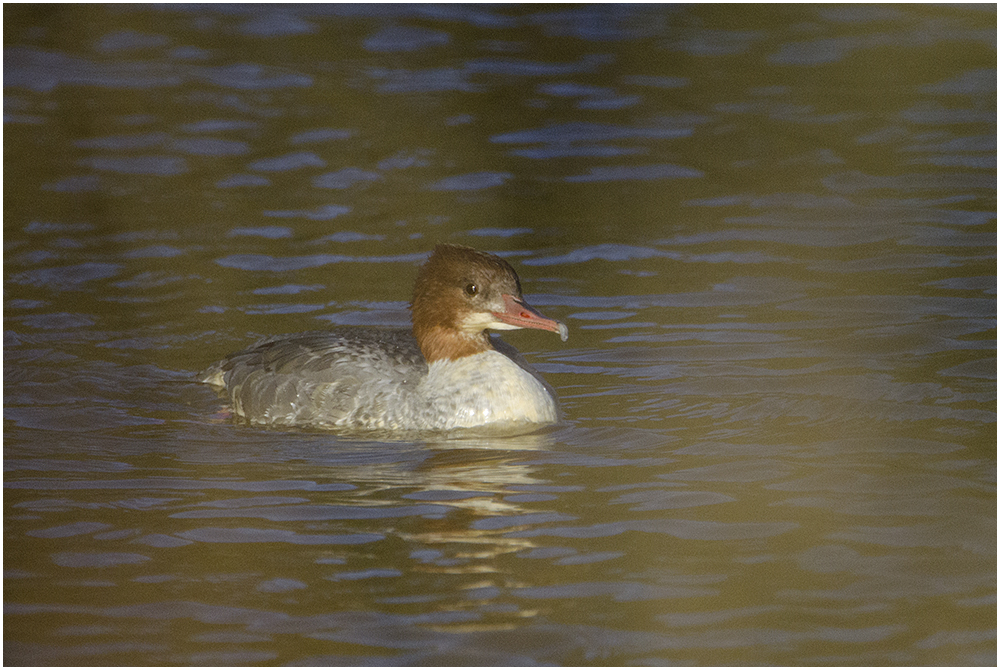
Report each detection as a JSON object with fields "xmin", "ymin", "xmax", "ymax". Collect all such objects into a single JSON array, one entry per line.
[{"xmin": 200, "ymin": 245, "xmax": 567, "ymax": 432}]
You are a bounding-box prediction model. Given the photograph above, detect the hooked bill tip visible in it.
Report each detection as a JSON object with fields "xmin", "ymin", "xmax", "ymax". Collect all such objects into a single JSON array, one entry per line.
[{"xmin": 556, "ymin": 322, "xmax": 569, "ymax": 342}]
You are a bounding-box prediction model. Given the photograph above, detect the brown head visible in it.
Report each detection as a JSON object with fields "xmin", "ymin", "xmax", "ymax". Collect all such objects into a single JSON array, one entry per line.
[{"xmin": 410, "ymin": 244, "xmax": 568, "ymax": 363}]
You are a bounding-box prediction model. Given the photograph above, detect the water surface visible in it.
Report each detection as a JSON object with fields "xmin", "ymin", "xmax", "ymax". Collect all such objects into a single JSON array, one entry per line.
[{"xmin": 4, "ymin": 4, "xmax": 996, "ymax": 665}]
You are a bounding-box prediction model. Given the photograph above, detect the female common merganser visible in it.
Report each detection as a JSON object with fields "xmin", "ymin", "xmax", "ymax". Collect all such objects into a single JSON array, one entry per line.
[{"xmin": 200, "ymin": 244, "xmax": 568, "ymax": 432}]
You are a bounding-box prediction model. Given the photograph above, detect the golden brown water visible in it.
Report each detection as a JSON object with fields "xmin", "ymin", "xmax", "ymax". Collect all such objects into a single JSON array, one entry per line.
[{"xmin": 4, "ymin": 4, "xmax": 995, "ymax": 665}]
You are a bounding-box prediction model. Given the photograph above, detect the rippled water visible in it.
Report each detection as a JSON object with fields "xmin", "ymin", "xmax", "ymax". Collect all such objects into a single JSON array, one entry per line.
[{"xmin": 4, "ymin": 4, "xmax": 996, "ymax": 666}]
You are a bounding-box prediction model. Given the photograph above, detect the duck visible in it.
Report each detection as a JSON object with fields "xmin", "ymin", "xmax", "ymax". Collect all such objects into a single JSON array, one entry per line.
[{"xmin": 199, "ymin": 244, "xmax": 568, "ymax": 432}]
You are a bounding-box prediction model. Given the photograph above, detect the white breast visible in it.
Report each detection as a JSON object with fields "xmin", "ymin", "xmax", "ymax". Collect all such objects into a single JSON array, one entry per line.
[{"xmin": 415, "ymin": 350, "xmax": 559, "ymax": 430}]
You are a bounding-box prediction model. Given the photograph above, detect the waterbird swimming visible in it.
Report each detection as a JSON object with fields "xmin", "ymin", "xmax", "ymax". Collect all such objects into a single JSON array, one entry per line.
[{"xmin": 200, "ymin": 244, "xmax": 568, "ymax": 432}]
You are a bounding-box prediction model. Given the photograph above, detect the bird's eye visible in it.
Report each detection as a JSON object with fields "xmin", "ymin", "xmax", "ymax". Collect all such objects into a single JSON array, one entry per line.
[{"xmin": 464, "ymin": 283, "xmax": 478, "ymax": 297}]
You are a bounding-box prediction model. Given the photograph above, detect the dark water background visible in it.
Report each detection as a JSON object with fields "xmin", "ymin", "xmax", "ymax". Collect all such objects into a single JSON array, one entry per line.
[{"xmin": 4, "ymin": 4, "xmax": 996, "ymax": 665}]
